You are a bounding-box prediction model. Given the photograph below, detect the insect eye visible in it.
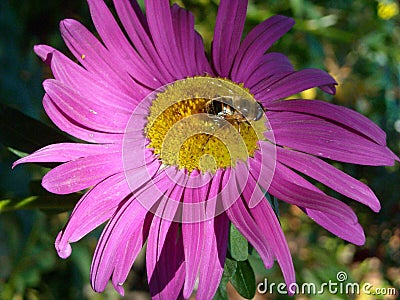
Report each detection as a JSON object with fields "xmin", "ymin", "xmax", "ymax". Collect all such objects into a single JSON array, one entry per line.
[
  {"xmin": 235, "ymin": 98, "xmax": 249, "ymax": 114},
  {"xmin": 240, "ymin": 107, "xmax": 250, "ymax": 117},
  {"xmin": 255, "ymin": 104, "xmax": 264, "ymax": 121}
]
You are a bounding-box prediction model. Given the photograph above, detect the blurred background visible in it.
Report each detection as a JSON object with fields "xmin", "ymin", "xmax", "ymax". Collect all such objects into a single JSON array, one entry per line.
[{"xmin": 0, "ymin": 0, "xmax": 399, "ymax": 299}]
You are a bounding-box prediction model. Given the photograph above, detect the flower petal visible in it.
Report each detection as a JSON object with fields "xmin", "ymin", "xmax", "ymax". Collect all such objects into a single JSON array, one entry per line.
[
  {"xmin": 212, "ymin": 0, "xmax": 248, "ymax": 77},
  {"xmin": 35, "ymin": 46, "xmax": 136, "ymax": 112},
  {"xmin": 43, "ymin": 95, "xmax": 123, "ymax": 143},
  {"xmin": 277, "ymin": 147, "xmax": 381, "ymax": 212},
  {"xmin": 87, "ymin": 0, "xmax": 163, "ymax": 89},
  {"xmin": 241, "ymin": 53, "xmax": 294, "ymax": 89},
  {"xmin": 266, "ymin": 159, "xmax": 367, "ymax": 245},
  {"xmin": 237, "ymin": 162, "xmax": 295, "ymax": 291},
  {"xmin": 90, "ymin": 197, "xmax": 150, "ymax": 294},
  {"xmin": 231, "ymin": 15, "xmax": 295, "ymax": 82},
  {"xmin": 251, "ymin": 202, "xmax": 295, "ymax": 291},
  {"xmin": 113, "ymin": 0, "xmax": 174, "ymax": 83},
  {"xmin": 267, "ymin": 99, "xmax": 388, "ymax": 146},
  {"xmin": 221, "ymin": 168, "xmax": 275, "ymax": 268},
  {"xmin": 197, "ymin": 213, "xmax": 229, "ymax": 299},
  {"xmin": 42, "ymin": 151, "xmax": 123, "ymax": 194},
  {"xmin": 306, "ymin": 209, "xmax": 366, "ymax": 245},
  {"xmin": 60, "ymin": 19, "xmax": 147, "ymax": 97},
  {"xmin": 55, "ymin": 171, "xmax": 130, "ymax": 259},
  {"xmin": 111, "ymin": 213, "xmax": 153, "ymax": 295},
  {"xmin": 147, "ymin": 219, "xmax": 185, "ymax": 299},
  {"xmin": 181, "ymin": 172, "xmax": 205, "ymax": 298},
  {"xmin": 195, "ymin": 32, "xmax": 214, "ymax": 75},
  {"xmin": 34, "ymin": 44, "xmax": 56, "ymax": 65},
  {"xmin": 171, "ymin": 4, "xmax": 197, "ymax": 77},
  {"xmin": 254, "ymin": 69, "xmax": 337, "ymax": 104},
  {"xmin": 267, "ymin": 111, "xmax": 395, "ymax": 165},
  {"xmin": 43, "ymin": 79, "xmax": 129, "ymax": 133},
  {"xmin": 252, "ymin": 153, "xmax": 358, "ymax": 224},
  {"xmin": 145, "ymin": 0, "xmax": 186, "ymax": 79},
  {"xmin": 13, "ymin": 143, "xmax": 117, "ymax": 167}
]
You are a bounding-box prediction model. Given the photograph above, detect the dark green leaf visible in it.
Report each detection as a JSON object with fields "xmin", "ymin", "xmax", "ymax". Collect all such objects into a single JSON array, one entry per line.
[
  {"xmin": 223, "ymin": 257, "xmax": 238, "ymax": 278},
  {"xmin": 0, "ymin": 103, "xmax": 72, "ymax": 154},
  {"xmin": 230, "ymin": 260, "xmax": 256, "ymax": 299},
  {"xmin": 0, "ymin": 181, "xmax": 80, "ymax": 212},
  {"xmin": 214, "ymin": 257, "xmax": 237, "ymax": 300},
  {"xmin": 213, "ymin": 276, "xmax": 229, "ymax": 300},
  {"xmin": 229, "ymin": 223, "xmax": 248, "ymax": 261}
]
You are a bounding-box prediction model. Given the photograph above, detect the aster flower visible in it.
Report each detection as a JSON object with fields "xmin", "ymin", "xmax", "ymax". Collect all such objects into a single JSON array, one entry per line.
[{"xmin": 13, "ymin": 0, "xmax": 398, "ymax": 299}]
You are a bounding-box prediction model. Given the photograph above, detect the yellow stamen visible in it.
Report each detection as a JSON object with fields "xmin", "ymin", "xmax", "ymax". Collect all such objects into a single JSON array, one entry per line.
[{"xmin": 145, "ymin": 76, "xmax": 267, "ymax": 173}]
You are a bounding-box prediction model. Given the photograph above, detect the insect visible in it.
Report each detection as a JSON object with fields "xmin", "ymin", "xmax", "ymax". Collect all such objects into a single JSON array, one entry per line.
[
  {"xmin": 203, "ymin": 95, "xmax": 264, "ymax": 131},
  {"xmin": 200, "ymin": 95, "xmax": 265, "ymax": 151}
]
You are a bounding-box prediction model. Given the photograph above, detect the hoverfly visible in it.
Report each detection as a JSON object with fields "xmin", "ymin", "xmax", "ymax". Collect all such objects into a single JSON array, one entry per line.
[
  {"xmin": 200, "ymin": 95, "xmax": 265, "ymax": 151},
  {"xmin": 203, "ymin": 95, "xmax": 264, "ymax": 131}
]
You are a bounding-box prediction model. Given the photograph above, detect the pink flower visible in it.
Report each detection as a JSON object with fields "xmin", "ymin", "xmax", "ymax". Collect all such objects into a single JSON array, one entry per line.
[{"xmin": 14, "ymin": 0, "xmax": 398, "ymax": 298}]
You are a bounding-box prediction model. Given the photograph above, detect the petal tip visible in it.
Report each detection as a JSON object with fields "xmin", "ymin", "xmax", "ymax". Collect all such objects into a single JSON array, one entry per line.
[
  {"xmin": 113, "ymin": 282, "xmax": 125, "ymax": 296},
  {"xmin": 11, "ymin": 160, "xmax": 20, "ymax": 169},
  {"xmin": 33, "ymin": 45, "xmax": 55, "ymax": 65},
  {"xmin": 55, "ymin": 231, "xmax": 72, "ymax": 259}
]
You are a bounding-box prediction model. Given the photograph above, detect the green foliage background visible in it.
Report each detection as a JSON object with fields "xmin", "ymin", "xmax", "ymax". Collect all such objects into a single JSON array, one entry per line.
[{"xmin": 0, "ymin": 0, "xmax": 399, "ymax": 299}]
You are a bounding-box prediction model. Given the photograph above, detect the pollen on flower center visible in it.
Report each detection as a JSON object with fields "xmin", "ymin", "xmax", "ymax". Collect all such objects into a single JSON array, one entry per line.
[{"xmin": 145, "ymin": 76, "xmax": 267, "ymax": 173}]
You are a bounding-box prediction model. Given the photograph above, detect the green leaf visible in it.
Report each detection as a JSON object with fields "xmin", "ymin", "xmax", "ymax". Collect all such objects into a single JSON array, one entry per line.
[
  {"xmin": 0, "ymin": 103, "xmax": 72, "ymax": 154},
  {"xmin": 223, "ymin": 257, "xmax": 238, "ymax": 278},
  {"xmin": 213, "ymin": 276, "xmax": 229, "ymax": 300},
  {"xmin": 0, "ymin": 181, "xmax": 81, "ymax": 212},
  {"xmin": 230, "ymin": 260, "xmax": 256, "ymax": 299},
  {"xmin": 7, "ymin": 147, "xmax": 28, "ymax": 158},
  {"xmin": 0, "ymin": 195, "xmax": 79, "ymax": 212},
  {"xmin": 229, "ymin": 223, "xmax": 248, "ymax": 261},
  {"xmin": 214, "ymin": 257, "xmax": 237, "ymax": 300}
]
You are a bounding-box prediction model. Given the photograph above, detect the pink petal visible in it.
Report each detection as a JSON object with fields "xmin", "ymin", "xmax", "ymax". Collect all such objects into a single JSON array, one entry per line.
[
  {"xmin": 267, "ymin": 99, "xmax": 388, "ymax": 146},
  {"xmin": 43, "ymin": 95, "xmax": 123, "ymax": 143},
  {"xmin": 254, "ymin": 69, "xmax": 337, "ymax": 104},
  {"xmin": 242, "ymin": 53, "xmax": 294, "ymax": 89},
  {"xmin": 231, "ymin": 15, "xmax": 295, "ymax": 82},
  {"xmin": 267, "ymin": 111, "xmax": 395, "ymax": 165},
  {"xmin": 182, "ymin": 172, "xmax": 206, "ymax": 298},
  {"xmin": 113, "ymin": 0, "xmax": 174, "ymax": 83},
  {"xmin": 306, "ymin": 209, "xmax": 366, "ymax": 245},
  {"xmin": 245, "ymin": 190, "xmax": 295, "ymax": 291},
  {"xmin": 43, "ymin": 80, "xmax": 129, "ymax": 133},
  {"xmin": 111, "ymin": 213, "xmax": 153, "ymax": 295},
  {"xmin": 144, "ymin": 0, "xmax": 186, "ymax": 79},
  {"xmin": 13, "ymin": 143, "xmax": 117, "ymax": 167},
  {"xmin": 87, "ymin": 0, "xmax": 163, "ymax": 89},
  {"xmin": 90, "ymin": 197, "xmax": 150, "ymax": 294},
  {"xmin": 35, "ymin": 46, "xmax": 136, "ymax": 111},
  {"xmin": 253, "ymin": 155, "xmax": 358, "ymax": 224},
  {"xmin": 212, "ymin": 0, "xmax": 248, "ymax": 77},
  {"xmin": 195, "ymin": 170, "xmax": 229, "ymax": 300},
  {"xmin": 221, "ymin": 168, "xmax": 275, "ymax": 269},
  {"xmin": 55, "ymin": 171, "xmax": 130, "ymax": 259},
  {"xmin": 194, "ymin": 32, "xmax": 214, "ymax": 75},
  {"xmin": 171, "ymin": 4, "xmax": 197, "ymax": 77},
  {"xmin": 60, "ymin": 19, "xmax": 147, "ymax": 98},
  {"xmin": 237, "ymin": 162, "xmax": 295, "ymax": 291},
  {"xmin": 42, "ymin": 151, "xmax": 123, "ymax": 194},
  {"xmin": 277, "ymin": 147, "xmax": 380, "ymax": 212},
  {"xmin": 147, "ymin": 220, "xmax": 185, "ymax": 299},
  {"xmin": 197, "ymin": 213, "xmax": 229, "ymax": 299}
]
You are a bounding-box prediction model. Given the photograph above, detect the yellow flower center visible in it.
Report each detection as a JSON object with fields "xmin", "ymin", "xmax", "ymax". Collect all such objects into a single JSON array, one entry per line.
[{"xmin": 145, "ymin": 76, "xmax": 267, "ymax": 173}]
